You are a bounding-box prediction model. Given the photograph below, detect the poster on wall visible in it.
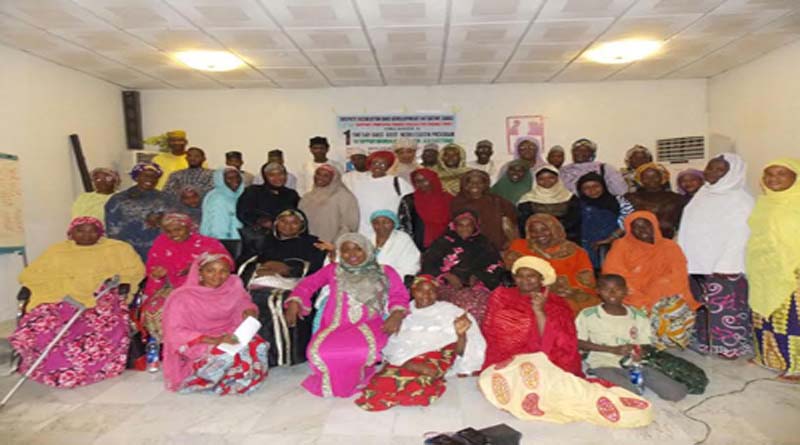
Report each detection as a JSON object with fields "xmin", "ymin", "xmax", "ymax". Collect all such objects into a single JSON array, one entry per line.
[
  {"xmin": 336, "ymin": 114, "xmax": 457, "ymax": 153},
  {"xmin": 0, "ymin": 153, "xmax": 25, "ymax": 254},
  {"xmin": 505, "ymin": 115, "xmax": 544, "ymax": 156}
]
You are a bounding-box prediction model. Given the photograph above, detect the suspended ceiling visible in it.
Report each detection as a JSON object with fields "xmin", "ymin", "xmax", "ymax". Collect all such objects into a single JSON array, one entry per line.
[{"xmin": 1, "ymin": 0, "xmax": 799, "ymax": 89}]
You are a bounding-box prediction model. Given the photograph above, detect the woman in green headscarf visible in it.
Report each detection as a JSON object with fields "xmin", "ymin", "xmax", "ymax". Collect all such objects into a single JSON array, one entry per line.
[
  {"xmin": 747, "ymin": 158, "xmax": 800, "ymax": 380},
  {"xmin": 490, "ymin": 160, "xmax": 533, "ymax": 205}
]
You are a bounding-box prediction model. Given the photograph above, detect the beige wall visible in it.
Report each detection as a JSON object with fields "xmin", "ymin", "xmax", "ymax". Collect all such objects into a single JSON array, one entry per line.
[
  {"xmin": 139, "ymin": 79, "xmax": 709, "ymax": 177},
  {"xmin": 0, "ymin": 44, "xmax": 125, "ymax": 321},
  {"xmin": 708, "ymin": 39, "xmax": 800, "ymax": 190}
]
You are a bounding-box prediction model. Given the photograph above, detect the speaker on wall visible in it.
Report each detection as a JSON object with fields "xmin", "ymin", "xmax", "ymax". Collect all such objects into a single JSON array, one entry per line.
[{"xmin": 122, "ymin": 90, "xmax": 143, "ymax": 149}]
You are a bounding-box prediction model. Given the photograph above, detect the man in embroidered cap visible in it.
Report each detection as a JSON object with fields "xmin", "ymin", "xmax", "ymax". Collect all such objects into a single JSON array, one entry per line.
[
  {"xmin": 298, "ymin": 136, "xmax": 344, "ymax": 195},
  {"xmin": 388, "ymin": 137, "xmax": 419, "ymax": 183},
  {"xmin": 253, "ymin": 149, "xmax": 297, "ymax": 189},
  {"xmin": 468, "ymin": 139, "xmax": 499, "ymax": 184},
  {"xmin": 153, "ymin": 130, "xmax": 191, "ymax": 190},
  {"xmin": 342, "ymin": 147, "xmax": 370, "ymax": 191},
  {"xmin": 421, "ymin": 143, "xmax": 439, "ymax": 168}
]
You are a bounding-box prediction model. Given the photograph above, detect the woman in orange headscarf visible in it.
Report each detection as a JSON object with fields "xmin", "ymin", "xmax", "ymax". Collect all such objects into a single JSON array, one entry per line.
[
  {"xmin": 507, "ymin": 214, "xmax": 599, "ymax": 316},
  {"xmin": 603, "ymin": 211, "xmax": 700, "ymax": 349}
]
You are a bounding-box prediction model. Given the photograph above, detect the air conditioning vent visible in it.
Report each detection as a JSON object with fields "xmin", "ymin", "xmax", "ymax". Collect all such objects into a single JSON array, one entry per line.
[{"xmin": 656, "ymin": 136, "xmax": 705, "ymax": 163}]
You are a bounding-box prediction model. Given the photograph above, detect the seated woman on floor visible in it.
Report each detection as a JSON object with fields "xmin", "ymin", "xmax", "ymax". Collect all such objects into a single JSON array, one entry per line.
[
  {"xmin": 244, "ymin": 208, "xmax": 327, "ymax": 367},
  {"xmin": 11, "ymin": 217, "xmax": 144, "ymax": 388},
  {"xmin": 355, "ymin": 275, "xmax": 486, "ymax": 411},
  {"xmin": 603, "ymin": 211, "xmax": 701, "ymax": 349},
  {"xmin": 370, "ymin": 209, "xmax": 421, "ymax": 283},
  {"xmin": 141, "ymin": 213, "xmax": 230, "ymax": 341},
  {"xmin": 420, "ymin": 210, "xmax": 505, "ymax": 324},
  {"xmin": 481, "ymin": 256, "xmax": 583, "ymax": 376},
  {"xmin": 285, "ymin": 233, "xmax": 410, "ymax": 398},
  {"xmin": 162, "ymin": 253, "xmax": 269, "ymax": 395},
  {"xmin": 507, "ymin": 214, "xmax": 599, "ymax": 316}
]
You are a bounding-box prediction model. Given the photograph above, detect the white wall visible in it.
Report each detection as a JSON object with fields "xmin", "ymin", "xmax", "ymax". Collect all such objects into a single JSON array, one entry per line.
[
  {"xmin": 709, "ymin": 40, "xmax": 800, "ymax": 190},
  {"xmin": 140, "ymin": 79, "xmax": 709, "ymax": 177},
  {"xmin": 0, "ymin": 44, "xmax": 125, "ymax": 321}
]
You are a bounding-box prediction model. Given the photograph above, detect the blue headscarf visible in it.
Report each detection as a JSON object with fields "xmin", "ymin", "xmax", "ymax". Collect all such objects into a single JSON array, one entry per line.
[
  {"xmin": 369, "ymin": 209, "xmax": 400, "ymax": 229},
  {"xmin": 199, "ymin": 167, "xmax": 244, "ymax": 239}
]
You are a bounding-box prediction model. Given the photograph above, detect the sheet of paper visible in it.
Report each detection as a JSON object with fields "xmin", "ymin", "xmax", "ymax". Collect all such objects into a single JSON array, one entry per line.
[{"xmin": 217, "ymin": 316, "xmax": 262, "ymax": 356}]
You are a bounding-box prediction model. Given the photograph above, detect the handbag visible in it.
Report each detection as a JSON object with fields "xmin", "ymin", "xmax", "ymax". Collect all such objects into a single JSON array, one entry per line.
[{"xmin": 641, "ymin": 345, "xmax": 709, "ymax": 394}]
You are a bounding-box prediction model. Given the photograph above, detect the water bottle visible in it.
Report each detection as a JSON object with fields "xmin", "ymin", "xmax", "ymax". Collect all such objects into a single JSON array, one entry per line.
[
  {"xmin": 627, "ymin": 345, "xmax": 644, "ymax": 395},
  {"xmin": 146, "ymin": 337, "xmax": 160, "ymax": 373}
]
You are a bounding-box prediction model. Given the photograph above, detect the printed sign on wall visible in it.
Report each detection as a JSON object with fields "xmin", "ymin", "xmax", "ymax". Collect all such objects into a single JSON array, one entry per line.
[
  {"xmin": 337, "ymin": 114, "xmax": 457, "ymax": 152},
  {"xmin": 505, "ymin": 115, "xmax": 544, "ymax": 156}
]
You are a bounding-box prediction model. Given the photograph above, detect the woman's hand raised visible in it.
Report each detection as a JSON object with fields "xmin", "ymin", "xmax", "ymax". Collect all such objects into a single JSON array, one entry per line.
[{"xmin": 285, "ymin": 300, "xmax": 302, "ymax": 327}]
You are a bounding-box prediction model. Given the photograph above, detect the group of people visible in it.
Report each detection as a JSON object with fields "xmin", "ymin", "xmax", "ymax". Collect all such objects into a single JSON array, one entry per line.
[{"xmin": 10, "ymin": 129, "xmax": 800, "ymax": 429}]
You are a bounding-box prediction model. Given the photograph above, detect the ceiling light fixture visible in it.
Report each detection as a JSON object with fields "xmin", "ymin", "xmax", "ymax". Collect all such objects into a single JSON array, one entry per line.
[
  {"xmin": 174, "ymin": 50, "xmax": 245, "ymax": 71},
  {"xmin": 583, "ymin": 39, "xmax": 663, "ymax": 64}
]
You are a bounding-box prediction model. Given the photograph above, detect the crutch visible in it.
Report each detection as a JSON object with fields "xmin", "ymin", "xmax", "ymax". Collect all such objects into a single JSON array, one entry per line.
[{"xmin": 0, "ymin": 276, "xmax": 120, "ymax": 408}]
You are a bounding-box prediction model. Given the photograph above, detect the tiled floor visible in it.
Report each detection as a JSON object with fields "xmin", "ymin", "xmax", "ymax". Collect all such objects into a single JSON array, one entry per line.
[{"xmin": 0, "ymin": 349, "xmax": 798, "ymax": 445}]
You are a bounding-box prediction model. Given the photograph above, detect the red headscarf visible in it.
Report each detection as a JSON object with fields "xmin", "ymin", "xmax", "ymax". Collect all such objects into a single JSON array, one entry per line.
[
  {"xmin": 411, "ymin": 168, "xmax": 453, "ymax": 247},
  {"xmin": 67, "ymin": 216, "xmax": 105, "ymax": 239},
  {"xmin": 366, "ymin": 150, "xmax": 396, "ymax": 169}
]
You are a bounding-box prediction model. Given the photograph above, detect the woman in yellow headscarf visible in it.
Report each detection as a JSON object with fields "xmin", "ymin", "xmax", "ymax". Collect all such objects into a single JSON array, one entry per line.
[
  {"xmin": 747, "ymin": 158, "xmax": 800, "ymax": 380},
  {"xmin": 434, "ymin": 143, "xmax": 471, "ymax": 195}
]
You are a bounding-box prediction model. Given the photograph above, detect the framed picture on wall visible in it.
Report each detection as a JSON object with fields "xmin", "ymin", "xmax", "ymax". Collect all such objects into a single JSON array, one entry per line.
[{"xmin": 505, "ymin": 115, "xmax": 544, "ymax": 156}]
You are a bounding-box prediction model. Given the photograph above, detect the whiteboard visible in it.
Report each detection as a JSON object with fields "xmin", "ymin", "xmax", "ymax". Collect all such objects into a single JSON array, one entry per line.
[{"xmin": 0, "ymin": 153, "xmax": 24, "ymax": 254}]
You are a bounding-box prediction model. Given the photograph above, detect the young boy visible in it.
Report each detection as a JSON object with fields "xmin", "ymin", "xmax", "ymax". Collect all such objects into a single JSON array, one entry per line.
[{"xmin": 576, "ymin": 274, "xmax": 688, "ymax": 401}]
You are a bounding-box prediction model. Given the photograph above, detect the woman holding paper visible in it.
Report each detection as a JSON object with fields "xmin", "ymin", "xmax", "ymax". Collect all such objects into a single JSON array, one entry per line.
[
  {"xmin": 162, "ymin": 253, "xmax": 269, "ymax": 394},
  {"xmin": 285, "ymin": 233, "xmax": 410, "ymax": 398}
]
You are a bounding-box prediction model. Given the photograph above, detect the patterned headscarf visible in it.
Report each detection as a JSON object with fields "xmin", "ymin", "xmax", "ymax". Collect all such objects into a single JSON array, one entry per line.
[
  {"xmin": 161, "ymin": 212, "xmax": 198, "ymax": 233},
  {"xmin": 412, "ymin": 274, "xmax": 440, "ymax": 288},
  {"xmin": 571, "ymin": 138, "xmax": 597, "ymax": 161},
  {"xmin": 67, "ymin": 216, "xmax": 105, "ymax": 239},
  {"xmin": 625, "ymin": 145, "xmax": 653, "ymax": 168},
  {"xmin": 634, "ymin": 162, "xmax": 671, "ymax": 186},
  {"xmin": 91, "ymin": 168, "xmax": 121, "ymax": 188},
  {"xmin": 335, "ymin": 233, "xmax": 388, "ymax": 314},
  {"xmin": 197, "ymin": 252, "xmax": 234, "ymax": 271},
  {"xmin": 448, "ymin": 209, "xmax": 481, "ymax": 238},
  {"xmin": 130, "ymin": 162, "xmax": 163, "ymax": 180}
]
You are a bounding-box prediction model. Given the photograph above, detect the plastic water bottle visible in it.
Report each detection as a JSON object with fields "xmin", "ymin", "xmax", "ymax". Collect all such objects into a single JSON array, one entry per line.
[
  {"xmin": 627, "ymin": 345, "xmax": 644, "ymax": 395},
  {"xmin": 146, "ymin": 337, "xmax": 160, "ymax": 373}
]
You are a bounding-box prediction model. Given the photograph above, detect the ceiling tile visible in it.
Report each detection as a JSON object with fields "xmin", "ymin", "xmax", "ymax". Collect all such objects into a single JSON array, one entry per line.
[
  {"xmin": 446, "ymin": 45, "xmax": 514, "ymax": 63},
  {"xmin": 223, "ymin": 79, "xmax": 277, "ymax": 88},
  {"xmin": 354, "ymin": 0, "xmax": 447, "ymax": 27},
  {"xmin": 163, "ymin": 0, "xmax": 276, "ymax": 28},
  {"xmin": 261, "ymin": 66, "xmax": 328, "ymax": 83},
  {"xmin": 1, "ymin": 0, "xmax": 115, "ymax": 30},
  {"xmin": 71, "ymin": 0, "xmax": 193, "ymax": 29},
  {"xmin": 320, "ymin": 65, "xmax": 382, "ymax": 80},
  {"xmin": 132, "ymin": 29, "xmax": 221, "ymax": 51},
  {"xmin": 368, "ymin": 26, "xmax": 443, "ymax": 48},
  {"xmin": 523, "ymin": 18, "xmax": 615, "ymax": 44},
  {"xmin": 449, "ymin": 23, "xmax": 530, "ymax": 46},
  {"xmin": 263, "ymin": 0, "xmax": 359, "ymax": 28},
  {"xmin": 442, "ymin": 63, "xmax": 503, "ymax": 77},
  {"xmin": 680, "ymin": 10, "xmax": 789, "ymax": 37},
  {"xmin": 236, "ymin": 49, "xmax": 311, "ymax": 67},
  {"xmin": 502, "ymin": 61, "xmax": 564, "ymax": 77},
  {"xmin": 450, "ymin": 0, "xmax": 544, "ymax": 24},
  {"xmin": 208, "ymin": 28, "xmax": 295, "ymax": 50},
  {"xmin": 330, "ymin": 79, "xmax": 384, "ymax": 87},
  {"xmin": 305, "ymin": 49, "xmax": 375, "ymax": 66},
  {"xmin": 537, "ymin": 0, "xmax": 637, "ymax": 20},
  {"xmin": 375, "ymin": 47, "xmax": 442, "ymax": 65},
  {"xmin": 285, "ymin": 27, "xmax": 369, "ymax": 50},
  {"xmin": 552, "ymin": 60, "xmax": 621, "ymax": 81},
  {"xmin": 383, "ymin": 65, "xmax": 438, "ymax": 79},
  {"xmin": 511, "ymin": 43, "xmax": 584, "ymax": 62},
  {"xmin": 598, "ymin": 14, "xmax": 704, "ymax": 42},
  {"xmin": 627, "ymin": 0, "xmax": 726, "ymax": 17}
]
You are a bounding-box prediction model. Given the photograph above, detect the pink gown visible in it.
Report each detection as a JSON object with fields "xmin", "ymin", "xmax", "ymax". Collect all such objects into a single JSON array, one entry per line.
[{"xmin": 289, "ymin": 263, "xmax": 410, "ymax": 398}]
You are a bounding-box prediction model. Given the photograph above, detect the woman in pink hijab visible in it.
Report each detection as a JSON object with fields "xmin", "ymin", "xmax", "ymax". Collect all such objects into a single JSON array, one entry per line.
[{"xmin": 162, "ymin": 253, "xmax": 269, "ymax": 394}]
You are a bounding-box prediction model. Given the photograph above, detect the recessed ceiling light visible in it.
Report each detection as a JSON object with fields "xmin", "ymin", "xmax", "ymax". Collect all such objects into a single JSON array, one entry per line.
[
  {"xmin": 174, "ymin": 50, "xmax": 245, "ymax": 71},
  {"xmin": 583, "ymin": 40, "xmax": 663, "ymax": 64}
]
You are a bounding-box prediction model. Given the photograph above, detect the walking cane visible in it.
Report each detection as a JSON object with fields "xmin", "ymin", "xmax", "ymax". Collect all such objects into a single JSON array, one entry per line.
[{"xmin": 0, "ymin": 277, "xmax": 120, "ymax": 408}]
